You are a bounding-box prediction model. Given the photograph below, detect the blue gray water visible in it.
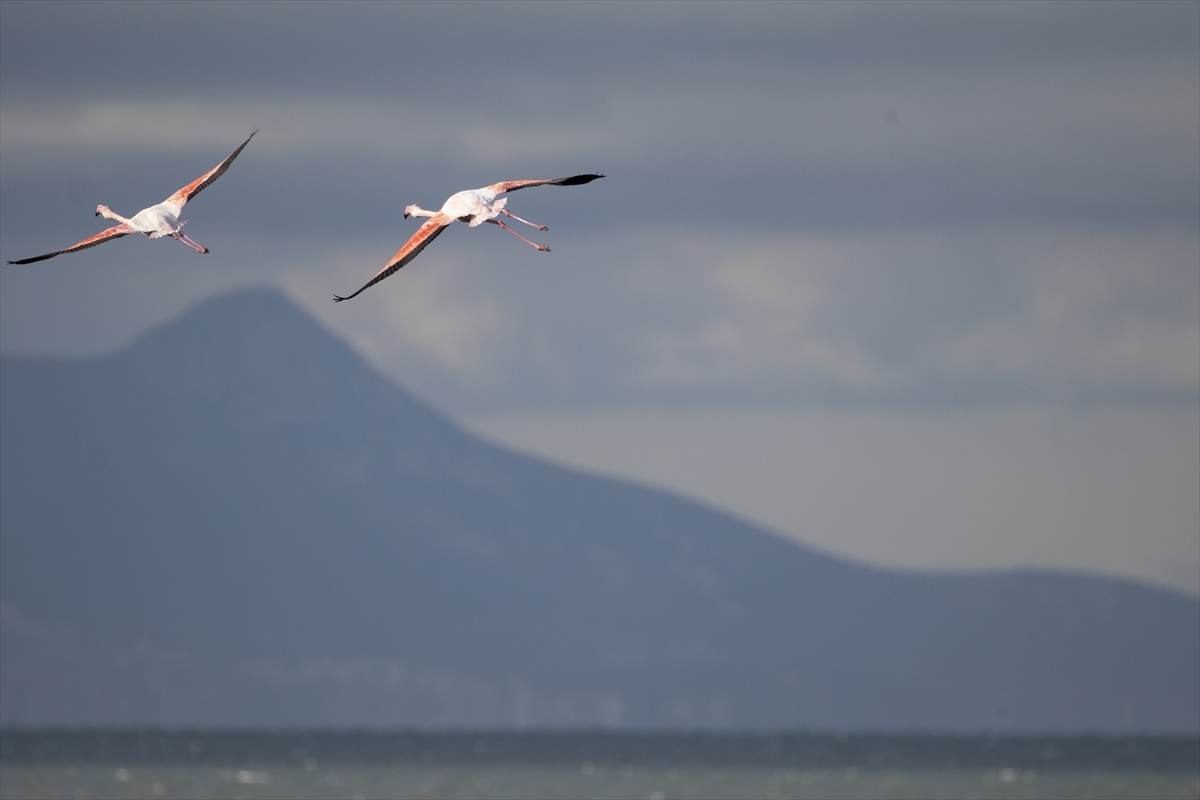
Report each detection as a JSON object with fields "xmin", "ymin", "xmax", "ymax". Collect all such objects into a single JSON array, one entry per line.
[{"xmin": 2, "ymin": 731, "xmax": 1197, "ymax": 800}]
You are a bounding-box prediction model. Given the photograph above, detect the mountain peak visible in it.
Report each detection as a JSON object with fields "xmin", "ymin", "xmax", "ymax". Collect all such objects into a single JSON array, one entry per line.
[
  {"xmin": 128, "ymin": 285, "xmax": 347, "ymax": 366},
  {"xmin": 110, "ymin": 286, "xmax": 451, "ymax": 437}
]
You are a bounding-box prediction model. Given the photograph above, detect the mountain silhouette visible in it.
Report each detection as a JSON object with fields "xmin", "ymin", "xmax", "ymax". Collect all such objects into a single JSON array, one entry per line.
[{"xmin": 2, "ymin": 288, "xmax": 1196, "ymax": 731}]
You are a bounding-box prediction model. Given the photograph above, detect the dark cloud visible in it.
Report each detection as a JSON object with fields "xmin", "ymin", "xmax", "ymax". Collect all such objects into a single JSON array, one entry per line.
[
  {"xmin": 3, "ymin": 2, "xmax": 1195, "ymax": 99},
  {"xmin": 1, "ymin": 1, "xmax": 1196, "ymax": 413}
]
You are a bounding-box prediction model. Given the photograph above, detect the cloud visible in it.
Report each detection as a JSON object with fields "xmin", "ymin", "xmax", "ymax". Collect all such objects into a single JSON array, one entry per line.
[
  {"xmin": 6, "ymin": 57, "xmax": 1194, "ymax": 184},
  {"xmin": 1, "ymin": 1, "xmax": 1196, "ymax": 414},
  {"xmin": 616, "ymin": 225, "xmax": 1200, "ymax": 406},
  {"xmin": 0, "ymin": 97, "xmax": 625, "ymax": 165},
  {"xmin": 5, "ymin": 3, "xmax": 1196, "ymax": 233},
  {"xmin": 294, "ymin": 243, "xmax": 509, "ymax": 376},
  {"xmin": 3, "ymin": 218, "xmax": 1194, "ymax": 414}
]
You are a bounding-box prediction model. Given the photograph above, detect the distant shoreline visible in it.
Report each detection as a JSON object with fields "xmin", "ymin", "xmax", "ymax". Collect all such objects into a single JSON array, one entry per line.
[{"xmin": 2, "ymin": 730, "xmax": 1197, "ymax": 773}]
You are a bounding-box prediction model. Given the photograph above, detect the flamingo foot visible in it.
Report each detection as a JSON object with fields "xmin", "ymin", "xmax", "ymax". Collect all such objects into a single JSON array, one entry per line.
[
  {"xmin": 490, "ymin": 219, "xmax": 552, "ymax": 251},
  {"xmin": 172, "ymin": 232, "xmax": 209, "ymax": 254}
]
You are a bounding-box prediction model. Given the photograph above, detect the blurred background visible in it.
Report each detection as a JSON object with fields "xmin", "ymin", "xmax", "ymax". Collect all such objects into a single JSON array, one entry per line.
[
  {"xmin": 2, "ymin": 1, "xmax": 1196, "ymax": 596},
  {"xmin": 2, "ymin": 0, "xmax": 1199, "ymax": 751}
]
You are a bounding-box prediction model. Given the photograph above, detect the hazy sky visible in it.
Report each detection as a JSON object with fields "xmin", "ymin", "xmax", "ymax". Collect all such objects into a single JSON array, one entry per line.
[{"xmin": 2, "ymin": 1, "xmax": 1197, "ymax": 594}]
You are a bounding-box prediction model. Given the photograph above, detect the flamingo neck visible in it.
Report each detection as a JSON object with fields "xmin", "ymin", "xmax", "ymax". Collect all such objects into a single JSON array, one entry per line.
[
  {"xmin": 407, "ymin": 206, "xmax": 438, "ymax": 218},
  {"xmin": 97, "ymin": 205, "xmax": 132, "ymax": 225}
]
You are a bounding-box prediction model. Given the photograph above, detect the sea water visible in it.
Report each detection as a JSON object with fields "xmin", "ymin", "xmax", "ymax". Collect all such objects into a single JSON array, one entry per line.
[{"xmin": 2, "ymin": 731, "xmax": 1197, "ymax": 800}]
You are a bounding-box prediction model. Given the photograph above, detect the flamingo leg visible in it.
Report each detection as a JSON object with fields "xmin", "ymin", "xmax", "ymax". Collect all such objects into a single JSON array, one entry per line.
[
  {"xmin": 486, "ymin": 219, "xmax": 550, "ymax": 251},
  {"xmin": 172, "ymin": 231, "xmax": 210, "ymax": 254},
  {"xmin": 501, "ymin": 209, "xmax": 548, "ymax": 231}
]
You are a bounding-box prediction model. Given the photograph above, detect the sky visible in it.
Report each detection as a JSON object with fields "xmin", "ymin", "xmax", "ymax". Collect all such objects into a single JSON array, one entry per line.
[{"xmin": 1, "ymin": 1, "xmax": 1197, "ymax": 595}]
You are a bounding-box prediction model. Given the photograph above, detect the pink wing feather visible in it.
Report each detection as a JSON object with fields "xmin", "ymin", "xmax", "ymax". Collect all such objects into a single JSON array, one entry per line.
[
  {"xmin": 6, "ymin": 223, "xmax": 135, "ymax": 265},
  {"xmin": 333, "ymin": 215, "xmax": 453, "ymax": 302},
  {"xmin": 161, "ymin": 130, "xmax": 258, "ymax": 214}
]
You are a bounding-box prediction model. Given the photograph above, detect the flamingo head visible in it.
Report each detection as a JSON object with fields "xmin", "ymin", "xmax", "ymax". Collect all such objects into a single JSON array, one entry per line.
[
  {"xmin": 403, "ymin": 205, "xmax": 416, "ymax": 219},
  {"xmin": 95, "ymin": 204, "xmax": 110, "ymax": 218}
]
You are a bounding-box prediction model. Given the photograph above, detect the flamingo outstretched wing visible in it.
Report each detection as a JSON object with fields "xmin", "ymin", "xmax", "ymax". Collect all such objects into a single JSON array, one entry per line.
[
  {"xmin": 161, "ymin": 130, "xmax": 258, "ymax": 215},
  {"xmin": 334, "ymin": 214, "xmax": 452, "ymax": 302},
  {"xmin": 484, "ymin": 173, "xmax": 605, "ymax": 196},
  {"xmin": 6, "ymin": 223, "xmax": 135, "ymax": 265}
]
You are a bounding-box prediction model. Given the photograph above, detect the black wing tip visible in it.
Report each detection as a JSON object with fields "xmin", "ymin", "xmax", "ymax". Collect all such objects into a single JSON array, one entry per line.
[
  {"xmin": 558, "ymin": 173, "xmax": 605, "ymax": 186},
  {"xmin": 222, "ymin": 130, "xmax": 258, "ymax": 159}
]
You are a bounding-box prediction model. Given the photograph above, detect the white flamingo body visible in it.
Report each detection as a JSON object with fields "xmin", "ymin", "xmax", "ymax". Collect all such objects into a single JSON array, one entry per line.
[
  {"xmin": 7, "ymin": 132, "xmax": 257, "ymax": 265},
  {"xmin": 335, "ymin": 173, "xmax": 604, "ymax": 302},
  {"xmin": 428, "ymin": 188, "xmax": 508, "ymax": 225},
  {"xmin": 100, "ymin": 202, "xmax": 184, "ymax": 239}
]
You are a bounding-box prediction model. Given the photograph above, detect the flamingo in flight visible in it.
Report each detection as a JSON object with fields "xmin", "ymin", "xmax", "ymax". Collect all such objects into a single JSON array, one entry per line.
[
  {"xmin": 6, "ymin": 131, "xmax": 257, "ymax": 265},
  {"xmin": 333, "ymin": 173, "xmax": 604, "ymax": 302}
]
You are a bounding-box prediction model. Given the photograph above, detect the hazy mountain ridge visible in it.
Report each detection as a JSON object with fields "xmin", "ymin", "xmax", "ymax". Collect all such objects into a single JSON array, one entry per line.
[{"xmin": 2, "ymin": 288, "xmax": 1196, "ymax": 731}]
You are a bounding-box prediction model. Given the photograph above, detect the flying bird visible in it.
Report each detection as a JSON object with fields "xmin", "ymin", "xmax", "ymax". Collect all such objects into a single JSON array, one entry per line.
[
  {"xmin": 6, "ymin": 131, "xmax": 258, "ymax": 265},
  {"xmin": 333, "ymin": 173, "xmax": 604, "ymax": 302}
]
